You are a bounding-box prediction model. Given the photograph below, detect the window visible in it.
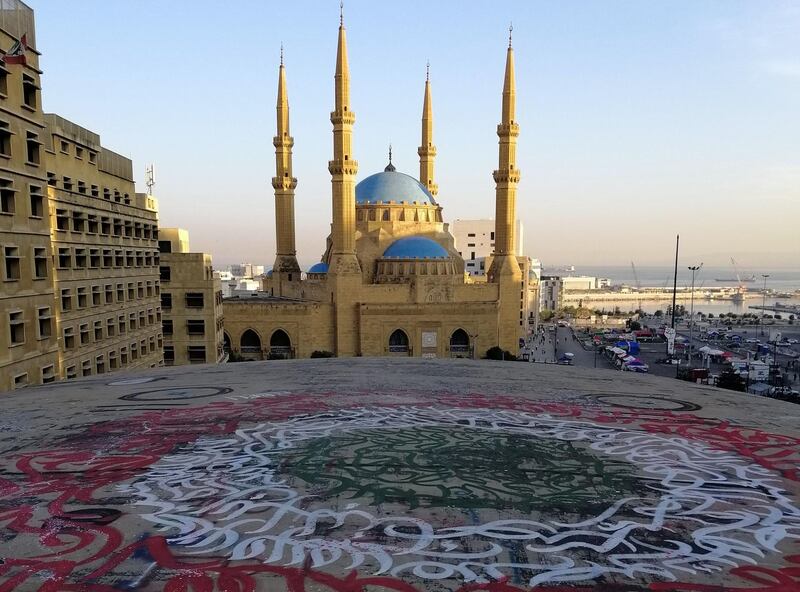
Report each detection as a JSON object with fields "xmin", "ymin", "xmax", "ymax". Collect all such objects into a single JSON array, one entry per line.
[
  {"xmin": 108, "ymin": 351, "xmax": 118, "ymax": 370},
  {"xmin": 118, "ymin": 315, "xmax": 126, "ymax": 335},
  {"xmin": 37, "ymin": 307, "xmax": 51, "ymax": 339},
  {"xmin": 136, "ymin": 251, "xmax": 143, "ymax": 267},
  {"xmin": 113, "ymin": 218, "xmax": 122, "ymax": 236},
  {"xmin": 138, "ymin": 311, "xmax": 146, "ymax": 328},
  {"xmin": 61, "ymin": 289, "xmax": 72, "ymax": 311},
  {"xmin": 57, "ymin": 247, "xmax": 71, "ymax": 269},
  {"xmin": 66, "ymin": 365, "xmax": 77, "ymax": 379},
  {"xmin": 63, "ymin": 176, "xmax": 73, "ymax": 191},
  {"xmin": 134, "ymin": 222, "xmax": 142, "ymax": 238},
  {"xmin": 103, "ymin": 188, "xmax": 110, "ymax": 200},
  {"xmin": 107, "ymin": 317, "xmax": 116, "ymax": 337},
  {"xmin": 90, "ymin": 184, "xmax": 99, "ymax": 197},
  {"xmin": 25, "ymin": 131, "xmax": 40, "ymax": 165},
  {"xmin": 115, "ymin": 250, "xmax": 124, "ymax": 267},
  {"xmin": 0, "ymin": 178, "xmax": 15, "ymax": 214},
  {"xmin": 470, "ymin": 252, "xmax": 475, "ymax": 260},
  {"xmin": 13, "ymin": 373, "xmax": 28, "ymax": 389},
  {"xmin": 90, "ymin": 249, "xmax": 100, "ymax": 268},
  {"xmin": 94, "ymin": 320, "xmax": 103, "ymax": 341},
  {"xmin": 146, "ymin": 281, "xmax": 154, "ymax": 297},
  {"xmin": 147, "ymin": 309, "xmax": 154, "ymax": 325},
  {"xmin": 137, "ymin": 281, "xmax": 144, "ymax": 298},
  {"xmin": 0, "ymin": 121, "xmax": 11, "ymax": 157},
  {"xmin": 29, "ymin": 185, "xmax": 43, "ymax": 217},
  {"xmin": 120, "ymin": 347, "xmax": 128, "ymax": 366},
  {"xmin": 9, "ymin": 310, "xmax": 24, "ymax": 344},
  {"xmin": 41, "ymin": 365, "xmax": 56, "ymax": 384},
  {"xmin": 47, "ymin": 171, "xmax": 56, "ymax": 186},
  {"xmin": 79, "ymin": 323, "xmax": 89, "ymax": 345},
  {"xmin": 187, "ymin": 346, "xmax": 206, "ymax": 364},
  {"xmin": 4, "ymin": 246, "xmax": 20, "ymax": 280},
  {"xmin": 127, "ymin": 283, "xmax": 134, "ymax": 301},
  {"xmin": 91, "ymin": 285, "xmax": 101, "ymax": 305},
  {"xmin": 74, "ymin": 248, "xmax": 87, "ymax": 268},
  {"xmin": 77, "ymin": 287, "xmax": 87, "ymax": 309},
  {"xmin": 87, "ymin": 214, "xmax": 98, "ymax": 234},
  {"xmin": 116, "ymin": 283, "xmax": 124, "ymax": 302},
  {"xmin": 125, "ymin": 250, "xmax": 134, "ymax": 267},
  {"xmin": 130, "ymin": 342, "xmax": 138, "ymax": 360},
  {"xmin": 164, "ymin": 346, "xmax": 175, "ymax": 365},
  {"xmin": 88, "ymin": 152, "xmax": 97, "ymax": 165},
  {"xmin": 75, "ymin": 146, "xmax": 83, "ymax": 160},
  {"xmin": 33, "ymin": 247, "xmax": 47, "ymax": 279},
  {"xmin": 159, "ymin": 266, "xmax": 171, "ymax": 281},
  {"xmin": 72, "ymin": 211, "xmax": 85, "ymax": 232},
  {"xmin": 158, "ymin": 240, "xmax": 172, "ymax": 253},
  {"xmin": 82, "ymin": 359, "xmax": 92, "ymax": 377},
  {"xmin": 187, "ymin": 320, "xmax": 205, "ymax": 335},
  {"xmin": 490, "ymin": 231, "xmax": 495, "ymax": 240},
  {"xmin": 0, "ymin": 64, "xmax": 7, "ymax": 96},
  {"xmin": 77, "ymin": 180, "xmax": 86, "ymax": 194},
  {"xmin": 185, "ymin": 292, "xmax": 204, "ymax": 308},
  {"xmin": 56, "ymin": 209, "xmax": 69, "ymax": 231},
  {"xmin": 22, "ymin": 74, "xmax": 38, "ymax": 109},
  {"xmin": 162, "ymin": 319, "xmax": 173, "ymax": 335},
  {"xmin": 129, "ymin": 313, "xmax": 136, "ymax": 331},
  {"xmin": 101, "ymin": 249, "xmax": 111, "ymax": 268},
  {"xmin": 100, "ymin": 217, "xmax": 110, "ymax": 235},
  {"xmin": 104, "ymin": 284, "xmax": 113, "ymax": 303},
  {"xmin": 124, "ymin": 220, "xmax": 133, "ymax": 237},
  {"xmin": 467, "ymin": 233, "xmax": 476, "ymax": 237}
]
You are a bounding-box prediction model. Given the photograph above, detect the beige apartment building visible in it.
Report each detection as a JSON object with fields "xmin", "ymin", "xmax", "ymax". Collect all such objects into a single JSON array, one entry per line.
[
  {"xmin": 0, "ymin": 4, "xmax": 60, "ymax": 391},
  {"xmin": 44, "ymin": 114, "xmax": 163, "ymax": 378},
  {"xmin": 159, "ymin": 228, "xmax": 224, "ymax": 366}
]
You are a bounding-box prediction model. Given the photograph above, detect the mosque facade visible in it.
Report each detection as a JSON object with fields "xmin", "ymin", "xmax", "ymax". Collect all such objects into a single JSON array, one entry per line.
[{"xmin": 223, "ymin": 17, "xmax": 537, "ymax": 360}]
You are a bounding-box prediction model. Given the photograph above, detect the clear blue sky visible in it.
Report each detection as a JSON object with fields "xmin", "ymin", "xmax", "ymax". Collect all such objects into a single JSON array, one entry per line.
[{"xmin": 34, "ymin": 1, "xmax": 799, "ymax": 269}]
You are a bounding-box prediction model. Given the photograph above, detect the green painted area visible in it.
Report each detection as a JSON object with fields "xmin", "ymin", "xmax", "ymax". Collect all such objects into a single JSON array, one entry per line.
[{"xmin": 280, "ymin": 427, "xmax": 650, "ymax": 514}]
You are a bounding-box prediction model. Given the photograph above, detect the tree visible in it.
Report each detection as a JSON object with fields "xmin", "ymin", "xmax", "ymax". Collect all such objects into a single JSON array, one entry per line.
[
  {"xmin": 311, "ymin": 350, "xmax": 334, "ymax": 358},
  {"xmin": 539, "ymin": 309, "xmax": 555, "ymax": 322},
  {"xmin": 576, "ymin": 307, "xmax": 592, "ymax": 319},
  {"xmin": 629, "ymin": 320, "xmax": 642, "ymax": 331},
  {"xmin": 485, "ymin": 346, "xmax": 516, "ymax": 361},
  {"xmin": 654, "ymin": 310, "xmax": 664, "ymax": 318}
]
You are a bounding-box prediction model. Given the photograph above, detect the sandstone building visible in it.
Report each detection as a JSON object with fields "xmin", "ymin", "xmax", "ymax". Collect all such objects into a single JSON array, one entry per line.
[
  {"xmin": 224, "ymin": 19, "xmax": 538, "ymax": 359},
  {"xmin": 159, "ymin": 228, "xmax": 224, "ymax": 366}
]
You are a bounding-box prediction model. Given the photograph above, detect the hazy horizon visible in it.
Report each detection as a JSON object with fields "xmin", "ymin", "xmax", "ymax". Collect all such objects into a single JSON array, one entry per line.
[{"xmin": 34, "ymin": 0, "xmax": 799, "ymax": 268}]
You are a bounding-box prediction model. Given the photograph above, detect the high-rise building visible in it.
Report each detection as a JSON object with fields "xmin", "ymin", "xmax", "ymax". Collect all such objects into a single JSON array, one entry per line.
[
  {"xmin": 0, "ymin": 3, "xmax": 59, "ymax": 391},
  {"xmin": 44, "ymin": 114, "xmax": 163, "ymax": 379},
  {"xmin": 452, "ymin": 219, "xmax": 523, "ymax": 277},
  {"xmin": 159, "ymin": 228, "xmax": 224, "ymax": 366}
]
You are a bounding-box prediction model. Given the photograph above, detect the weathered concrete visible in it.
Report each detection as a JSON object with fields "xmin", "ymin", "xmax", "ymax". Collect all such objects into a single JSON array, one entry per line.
[{"xmin": 1, "ymin": 359, "xmax": 799, "ymax": 591}]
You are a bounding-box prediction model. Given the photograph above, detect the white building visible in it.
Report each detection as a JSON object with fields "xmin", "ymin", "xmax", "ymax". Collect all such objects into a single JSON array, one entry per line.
[
  {"xmin": 540, "ymin": 276, "xmax": 563, "ymax": 311},
  {"xmin": 452, "ymin": 219, "xmax": 523, "ymax": 276},
  {"xmin": 228, "ymin": 263, "xmax": 265, "ymax": 279}
]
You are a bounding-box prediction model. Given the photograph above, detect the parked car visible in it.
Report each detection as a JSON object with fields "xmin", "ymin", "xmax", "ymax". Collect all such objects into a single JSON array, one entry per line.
[{"xmin": 558, "ymin": 353, "xmax": 574, "ymax": 365}]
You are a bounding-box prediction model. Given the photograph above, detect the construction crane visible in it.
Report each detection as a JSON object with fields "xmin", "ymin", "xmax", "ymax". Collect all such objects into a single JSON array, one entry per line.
[{"xmin": 630, "ymin": 261, "xmax": 642, "ymax": 312}]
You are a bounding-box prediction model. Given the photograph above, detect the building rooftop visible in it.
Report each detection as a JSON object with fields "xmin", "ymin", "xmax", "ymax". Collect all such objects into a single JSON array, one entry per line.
[{"xmin": 2, "ymin": 359, "xmax": 799, "ymax": 590}]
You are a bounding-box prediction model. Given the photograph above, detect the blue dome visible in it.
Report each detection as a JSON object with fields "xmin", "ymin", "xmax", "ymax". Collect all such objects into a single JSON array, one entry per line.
[
  {"xmin": 308, "ymin": 262, "xmax": 328, "ymax": 274},
  {"xmin": 383, "ymin": 236, "xmax": 449, "ymax": 259},
  {"xmin": 355, "ymin": 171, "xmax": 437, "ymax": 205},
  {"xmin": 266, "ymin": 269, "xmax": 273, "ymax": 277}
]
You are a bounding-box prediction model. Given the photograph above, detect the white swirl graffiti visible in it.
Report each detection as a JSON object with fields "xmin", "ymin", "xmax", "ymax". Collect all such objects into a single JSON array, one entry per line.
[{"xmin": 123, "ymin": 407, "xmax": 800, "ymax": 586}]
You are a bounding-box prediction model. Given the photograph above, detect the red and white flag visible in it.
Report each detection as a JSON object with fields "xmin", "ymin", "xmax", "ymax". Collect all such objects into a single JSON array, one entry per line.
[{"xmin": 3, "ymin": 34, "xmax": 27, "ymax": 65}]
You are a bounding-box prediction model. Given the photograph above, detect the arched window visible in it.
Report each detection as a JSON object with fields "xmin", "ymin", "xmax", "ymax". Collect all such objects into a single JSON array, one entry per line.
[
  {"xmin": 382, "ymin": 209, "xmax": 390, "ymax": 221},
  {"xmin": 269, "ymin": 329, "xmax": 292, "ymax": 359},
  {"xmin": 240, "ymin": 329, "xmax": 261, "ymax": 351},
  {"xmin": 389, "ymin": 329, "xmax": 409, "ymax": 354},
  {"xmin": 450, "ymin": 328, "xmax": 470, "ymax": 356}
]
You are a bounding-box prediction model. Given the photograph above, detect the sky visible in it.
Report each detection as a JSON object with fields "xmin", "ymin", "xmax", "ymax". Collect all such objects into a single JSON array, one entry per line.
[{"xmin": 32, "ymin": 0, "xmax": 800, "ymax": 270}]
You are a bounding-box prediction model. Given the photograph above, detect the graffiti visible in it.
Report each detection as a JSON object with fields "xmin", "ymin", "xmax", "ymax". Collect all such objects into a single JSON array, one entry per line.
[
  {"xmin": 584, "ymin": 393, "xmax": 702, "ymax": 412},
  {"xmin": 127, "ymin": 406, "xmax": 800, "ymax": 586},
  {"xmin": 1, "ymin": 390, "xmax": 799, "ymax": 591},
  {"xmin": 118, "ymin": 386, "xmax": 233, "ymax": 402}
]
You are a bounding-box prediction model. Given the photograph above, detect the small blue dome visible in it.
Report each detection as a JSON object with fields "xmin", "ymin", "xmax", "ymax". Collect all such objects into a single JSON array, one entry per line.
[
  {"xmin": 308, "ymin": 262, "xmax": 328, "ymax": 274},
  {"xmin": 266, "ymin": 269, "xmax": 273, "ymax": 277},
  {"xmin": 355, "ymin": 170, "xmax": 437, "ymax": 205},
  {"xmin": 383, "ymin": 236, "xmax": 449, "ymax": 259}
]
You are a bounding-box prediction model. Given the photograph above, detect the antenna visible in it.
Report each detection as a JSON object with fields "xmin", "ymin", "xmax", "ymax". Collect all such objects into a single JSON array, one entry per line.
[{"xmin": 145, "ymin": 163, "xmax": 156, "ymax": 195}]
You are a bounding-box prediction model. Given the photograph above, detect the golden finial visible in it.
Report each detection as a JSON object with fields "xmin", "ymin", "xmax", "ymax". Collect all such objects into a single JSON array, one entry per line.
[
  {"xmin": 340, "ymin": 1, "xmax": 344, "ymax": 26},
  {"xmin": 509, "ymin": 22, "xmax": 513, "ymax": 48},
  {"xmin": 426, "ymin": 60, "xmax": 430, "ymax": 81},
  {"xmin": 280, "ymin": 43, "xmax": 284, "ymax": 66}
]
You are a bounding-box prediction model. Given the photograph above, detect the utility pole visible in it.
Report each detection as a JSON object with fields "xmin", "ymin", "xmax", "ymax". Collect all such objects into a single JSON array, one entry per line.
[
  {"xmin": 688, "ymin": 263, "xmax": 703, "ymax": 364},
  {"xmin": 761, "ymin": 274, "xmax": 769, "ymax": 336}
]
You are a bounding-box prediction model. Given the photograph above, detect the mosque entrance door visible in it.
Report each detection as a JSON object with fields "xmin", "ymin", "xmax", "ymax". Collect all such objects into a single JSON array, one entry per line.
[
  {"xmin": 449, "ymin": 328, "xmax": 470, "ymax": 358},
  {"xmin": 388, "ymin": 329, "xmax": 410, "ymax": 355}
]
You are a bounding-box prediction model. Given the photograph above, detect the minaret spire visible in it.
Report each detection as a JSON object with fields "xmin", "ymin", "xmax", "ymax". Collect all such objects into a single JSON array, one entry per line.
[
  {"xmin": 328, "ymin": 5, "xmax": 358, "ymax": 263},
  {"xmin": 271, "ymin": 49, "xmax": 301, "ymax": 285},
  {"xmin": 418, "ymin": 62, "xmax": 438, "ymax": 197}
]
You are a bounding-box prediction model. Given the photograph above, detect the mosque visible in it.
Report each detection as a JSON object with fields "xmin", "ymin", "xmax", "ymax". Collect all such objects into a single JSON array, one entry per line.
[{"xmin": 223, "ymin": 15, "xmax": 537, "ymax": 360}]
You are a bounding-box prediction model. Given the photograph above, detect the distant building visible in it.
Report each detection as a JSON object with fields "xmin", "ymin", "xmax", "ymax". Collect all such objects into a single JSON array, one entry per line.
[
  {"xmin": 229, "ymin": 263, "xmax": 264, "ymax": 279},
  {"xmin": 159, "ymin": 228, "xmax": 224, "ymax": 366},
  {"xmin": 540, "ymin": 276, "xmax": 563, "ymax": 311},
  {"xmin": 452, "ymin": 219, "xmax": 523, "ymax": 277}
]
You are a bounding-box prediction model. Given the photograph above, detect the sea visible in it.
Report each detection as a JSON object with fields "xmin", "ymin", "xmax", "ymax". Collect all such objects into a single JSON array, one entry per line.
[{"xmin": 546, "ymin": 265, "xmax": 800, "ymax": 316}]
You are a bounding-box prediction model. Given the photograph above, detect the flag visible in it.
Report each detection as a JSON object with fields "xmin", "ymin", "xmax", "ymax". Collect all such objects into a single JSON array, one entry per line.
[{"xmin": 3, "ymin": 34, "xmax": 27, "ymax": 65}]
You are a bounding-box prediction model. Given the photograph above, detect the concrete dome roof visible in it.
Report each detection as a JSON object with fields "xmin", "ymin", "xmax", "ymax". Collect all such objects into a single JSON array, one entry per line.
[
  {"xmin": 355, "ymin": 170, "xmax": 437, "ymax": 205},
  {"xmin": 382, "ymin": 236, "xmax": 448, "ymax": 259}
]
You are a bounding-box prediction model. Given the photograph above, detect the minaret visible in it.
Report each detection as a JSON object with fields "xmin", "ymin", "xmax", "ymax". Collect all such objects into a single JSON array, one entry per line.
[
  {"xmin": 418, "ymin": 62, "xmax": 438, "ymax": 197},
  {"xmin": 489, "ymin": 25, "xmax": 523, "ymax": 351},
  {"xmin": 271, "ymin": 46, "xmax": 301, "ymax": 290},
  {"xmin": 327, "ymin": 4, "xmax": 361, "ymax": 356},
  {"xmin": 327, "ymin": 3, "xmax": 360, "ymax": 274}
]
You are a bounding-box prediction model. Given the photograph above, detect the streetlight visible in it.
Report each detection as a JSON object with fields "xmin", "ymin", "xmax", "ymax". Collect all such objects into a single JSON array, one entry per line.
[
  {"xmin": 687, "ymin": 264, "xmax": 703, "ymax": 364},
  {"xmin": 761, "ymin": 274, "xmax": 770, "ymax": 336}
]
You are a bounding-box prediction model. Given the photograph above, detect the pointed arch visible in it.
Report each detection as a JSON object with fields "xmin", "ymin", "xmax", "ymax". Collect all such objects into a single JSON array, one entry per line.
[
  {"xmin": 449, "ymin": 328, "xmax": 470, "ymax": 357},
  {"xmin": 388, "ymin": 329, "xmax": 410, "ymax": 354},
  {"xmin": 269, "ymin": 329, "xmax": 293, "ymax": 359}
]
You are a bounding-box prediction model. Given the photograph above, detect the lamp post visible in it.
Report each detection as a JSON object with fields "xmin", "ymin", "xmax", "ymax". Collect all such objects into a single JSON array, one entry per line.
[
  {"xmin": 760, "ymin": 274, "xmax": 769, "ymax": 336},
  {"xmin": 687, "ymin": 264, "xmax": 703, "ymax": 364}
]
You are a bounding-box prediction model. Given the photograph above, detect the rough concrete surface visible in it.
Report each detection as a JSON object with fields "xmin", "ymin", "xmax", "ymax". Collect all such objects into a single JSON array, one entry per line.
[{"xmin": 1, "ymin": 359, "xmax": 799, "ymax": 591}]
